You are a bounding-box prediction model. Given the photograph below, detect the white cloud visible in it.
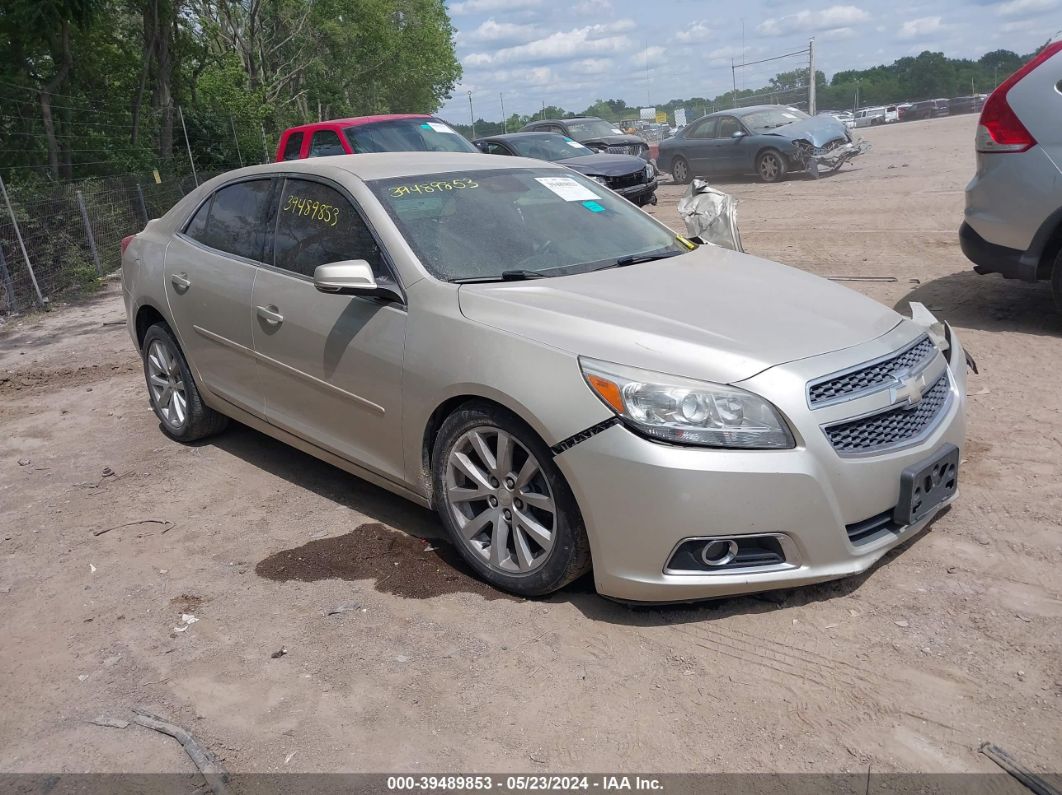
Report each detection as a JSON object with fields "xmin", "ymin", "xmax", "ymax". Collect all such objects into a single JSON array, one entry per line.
[
  {"xmin": 675, "ymin": 21, "xmax": 711, "ymax": 43},
  {"xmin": 458, "ymin": 18, "xmax": 541, "ymax": 45},
  {"xmin": 898, "ymin": 16, "xmax": 945, "ymax": 39},
  {"xmin": 569, "ymin": 58, "xmax": 614, "ymax": 75},
  {"xmin": 463, "ymin": 21, "xmax": 637, "ymax": 66},
  {"xmin": 1000, "ymin": 17, "xmax": 1043, "ymax": 31},
  {"xmin": 449, "ymin": 0, "xmax": 539, "ymax": 15},
  {"xmin": 632, "ymin": 46, "xmax": 667, "ymax": 67},
  {"xmin": 758, "ymin": 5, "xmax": 870, "ymax": 36},
  {"xmin": 574, "ymin": 0, "xmax": 612, "ymax": 11},
  {"xmin": 997, "ymin": 0, "xmax": 1058, "ymax": 16},
  {"xmin": 821, "ymin": 26, "xmax": 857, "ymax": 40}
]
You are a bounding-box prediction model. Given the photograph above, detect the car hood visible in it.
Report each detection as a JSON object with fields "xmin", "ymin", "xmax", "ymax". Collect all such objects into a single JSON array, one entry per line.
[
  {"xmin": 559, "ymin": 154, "xmax": 646, "ymax": 176},
  {"xmin": 759, "ymin": 116, "xmax": 848, "ymax": 147},
  {"xmin": 458, "ymin": 247, "xmax": 901, "ymax": 385}
]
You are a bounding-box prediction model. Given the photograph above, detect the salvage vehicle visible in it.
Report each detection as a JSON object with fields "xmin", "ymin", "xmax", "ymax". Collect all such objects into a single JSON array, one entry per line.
[
  {"xmin": 122, "ymin": 152, "xmax": 967, "ymax": 602},
  {"xmin": 473, "ymin": 132, "xmax": 657, "ymax": 206},
  {"xmin": 960, "ymin": 40, "xmax": 1062, "ymax": 311},
  {"xmin": 853, "ymin": 105, "xmax": 899, "ymax": 127},
  {"xmin": 519, "ymin": 117, "xmax": 651, "ymax": 161},
  {"xmin": 657, "ymin": 105, "xmax": 868, "ymax": 184},
  {"xmin": 275, "ymin": 115, "xmax": 476, "ymax": 160}
]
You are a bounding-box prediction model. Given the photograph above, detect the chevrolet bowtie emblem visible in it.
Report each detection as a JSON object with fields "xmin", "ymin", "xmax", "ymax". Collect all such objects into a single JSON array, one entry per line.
[{"xmin": 891, "ymin": 371, "xmax": 927, "ymax": 408}]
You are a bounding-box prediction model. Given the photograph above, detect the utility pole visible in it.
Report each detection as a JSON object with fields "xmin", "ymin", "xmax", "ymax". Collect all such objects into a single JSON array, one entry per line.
[
  {"xmin": 500, "ymin": 92, "xmax": 506, "ymax": 133},
  {"xmin": 467, "ymin": 91, "xmax": 475, "ymax": 138},
  {"xmin": 731, "ymin": 58, "xmax": 738, "ymax": 108},
  {"xmin": 808, "ymin": 37, "xmax": 817, "ymax": 116},
  {"xmin": 645, "ymin": 40, "xmax": 650, "ymax": 106}
]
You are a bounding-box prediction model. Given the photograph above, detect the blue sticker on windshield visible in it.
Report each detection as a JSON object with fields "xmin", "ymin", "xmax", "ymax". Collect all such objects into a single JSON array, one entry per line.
[{"xmin": 582, "ymin": 200, "xmax": 605, "ymax": 213}]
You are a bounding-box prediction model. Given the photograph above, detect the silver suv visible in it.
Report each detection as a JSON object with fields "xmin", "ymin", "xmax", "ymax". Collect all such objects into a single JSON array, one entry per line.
[
  {"xmin": 960, "ymin": 40, "xmax": 1062, "ymax": 309},
  {"xmin": 122, "ymin": 153, "xmax": 967, "ymax": 602}
]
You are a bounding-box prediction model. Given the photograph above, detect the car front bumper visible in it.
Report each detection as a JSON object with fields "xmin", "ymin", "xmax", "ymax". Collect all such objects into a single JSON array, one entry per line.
[
  {"xmin": 612, "ymin": 179, "xmax": 658, "ymax": 205},
  {"xmin": 553, "ymin": 326, "xmax": 968, "ymax": 603}
]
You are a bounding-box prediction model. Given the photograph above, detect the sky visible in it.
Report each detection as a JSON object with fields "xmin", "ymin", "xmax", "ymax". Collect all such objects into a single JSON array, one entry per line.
[{"xmin": 434, "ymin": 0, "xmax": 1060, "ymax": 121}]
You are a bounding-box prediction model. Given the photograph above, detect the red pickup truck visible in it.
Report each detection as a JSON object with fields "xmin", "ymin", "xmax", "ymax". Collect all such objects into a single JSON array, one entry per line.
[{"xmin": 275, "ymin": 114, "xmax": 477, "ymax": 160}]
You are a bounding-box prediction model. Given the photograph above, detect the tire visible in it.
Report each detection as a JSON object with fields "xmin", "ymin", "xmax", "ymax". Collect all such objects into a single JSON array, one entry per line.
[
  {"xmin": 1052, "ymin": 247, "xmax": 1062, "ymax": 314},
  {"xmin": 756, "ymin": 149, "xmax": 786, "ymax": 183},
  {"xmin": 871, "ymin": 117, "xmax": 883, "ymax": 126},
  {"xmin": 142, "ymin": 323, "xmax": 228, "ymax": 443},
  {"xmin": 432, "ymin": 401, "xmax": 591, "ymax": 597},
  {"xmin": 671, "ymin": 156, "xmax": 692, "ymax": 184}
]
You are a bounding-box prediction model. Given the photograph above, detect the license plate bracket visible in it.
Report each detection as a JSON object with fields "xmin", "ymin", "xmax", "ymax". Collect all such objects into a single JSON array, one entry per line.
[{"xmin": 894, "ymin": 444, "xmax": 960, "ymax": 527}]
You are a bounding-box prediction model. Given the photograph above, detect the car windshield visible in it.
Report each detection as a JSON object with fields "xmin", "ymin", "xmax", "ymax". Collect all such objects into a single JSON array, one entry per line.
[
  {"xmin": 565, "ymin": 119, "xmax": 625, "ymax": 139},
  {"xmin": 344, "ymin": 119, "xmax": 478, "ymax": 154},
  {"xmin": 368, "ymin": 168, "xmax": 687, "ymax": 282},
  {"xmin": 507, "ymin": 135, "xmax": 594, "ymax": 161},
  {"xmin": 741, "ymin": 108, "xmax": 810, "ymax": 131}
]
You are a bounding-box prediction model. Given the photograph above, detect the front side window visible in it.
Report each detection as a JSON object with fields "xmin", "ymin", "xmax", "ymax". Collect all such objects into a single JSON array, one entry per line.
[
  {"xmin": 310, "ymin": 129, "xmax": 346, "ymax": 157},
  {"xmin": 344, "ymin": 118, "xmax": 477, "ymax": 154},
  {"xmin": 281, "ymin": 132, "xmax": 304, "ymax": 161},
  {"xmin": 186, "ymin": 179, "xmax": 274, "ymax": 261},
  {"xmin": 369, "ymin": 168, "xmax": 687, "ymax": 283},
  {"xmin": 715, "ymin": 117, "xmax": 743, "ymax": 138},
  {"xmin": 273, "ymin": 178, "xmax": 383, "ymax": 279}
]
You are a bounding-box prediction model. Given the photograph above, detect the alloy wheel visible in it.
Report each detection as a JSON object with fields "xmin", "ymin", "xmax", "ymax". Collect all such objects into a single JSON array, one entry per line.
[
  {"xmin": 673, "ymin": 158, "xmax": 689, "ymax": 183},
  {"xmin": 146, "ymin": 339, "xmax": 188, "ymax": 429},
  {"xmin": 444, "ymin": 427, "xmax": 556, "ymax": 575},
  {"xmin": 759, "ymin": 153, "xmax": 782, "ymax": 181}
]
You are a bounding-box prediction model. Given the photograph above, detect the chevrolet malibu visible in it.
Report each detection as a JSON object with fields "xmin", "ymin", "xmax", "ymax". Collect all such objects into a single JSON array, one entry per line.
[{"xmin": 121, "ymin": 153, "xmax": 967, "ymax": 602}]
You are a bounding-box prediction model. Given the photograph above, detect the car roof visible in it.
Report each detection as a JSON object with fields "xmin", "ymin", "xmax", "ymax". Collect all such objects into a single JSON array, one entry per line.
[
  {"xmin": 530, "ymin": 117, "xmax": 602, "ymax": 124},
  {"xmin": 198, "ymin": 152, "xmax": 564, "ymax": 184},
  {"xmin": 700, "ymin": 105, "xmax": 801, "ymax": 119},
  {"xmin": 476, "ymin": 132, "xmax": 571, "ymax": 143},
  {"xmin": 282, "ymin": 114, "xmax": 434, "ymax": 134}
]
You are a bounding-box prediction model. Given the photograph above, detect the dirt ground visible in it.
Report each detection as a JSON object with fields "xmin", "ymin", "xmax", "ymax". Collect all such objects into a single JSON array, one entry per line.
[{"xmin": 1, "ymin": 113, "xmax": 1060, "ymax": 777}]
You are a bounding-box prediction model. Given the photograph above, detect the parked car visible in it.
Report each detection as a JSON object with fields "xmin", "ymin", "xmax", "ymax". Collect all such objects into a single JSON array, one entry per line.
[
  {"xmin": 960, "ymin": 41, "xmax": 1062, "ymax": 311},
  {"xmin": 121, "ymin": 152, "xmax": 968, "ymax": 602},
  {"xmin": 473, "ymin": 132, "xmax": 657, "ymax": 206},
  {"xmin": 657, "ymin": 105, "xmax": 861, "ymax": 183},
  {"xmin": 896, "ymin": 102, "xmax": 913, "ymax": 121},
  {"xmin": 948, "ymin": 95, "xmax": 987, "ymax": 115},
  {"xmin": 275, "ymin": 115, "xmax": 476, "ymax": 160},
  {"xmin": 819, "ymin": 110, "xmax": 855, "ymax": 129},
  {"xmin": 519, "ymin": 117, "xmax": 650, "ymax": 161},
  {"xmin": 905, "ymin": 99, "xmax": 950, "ymax": 120},
  {"xmin": 853, "ymin": 105, "xmax": 899, "ymax": 127}
]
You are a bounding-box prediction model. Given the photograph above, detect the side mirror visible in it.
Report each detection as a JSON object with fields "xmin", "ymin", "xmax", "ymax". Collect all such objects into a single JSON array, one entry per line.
[
  {"xmin": 313, "ymin": 260, "xmax": 378, "ymax": 295},
  {"xmin": 731, "ymin": 130, "xmax": 746, "ymax": 139}
]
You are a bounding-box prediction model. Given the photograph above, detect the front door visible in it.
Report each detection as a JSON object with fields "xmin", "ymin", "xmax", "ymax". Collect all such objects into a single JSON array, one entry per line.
[
  {"xmin": 707, "ymin": 115, "xmax": 748, "ymax": 174},
  {"xmin": 165, "ymin": 177, "xmax": 274, "ymax": 414},
  {"xmin": 251, "ymin": 176, "xmax": 407, "ymax": 483}
]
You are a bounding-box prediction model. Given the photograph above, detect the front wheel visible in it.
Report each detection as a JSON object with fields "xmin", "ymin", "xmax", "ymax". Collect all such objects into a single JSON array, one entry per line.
[
  {"xmin": 671, "ymin": 156, "xmax": 692, "ymax": 184},
  {"xmin": 432, "ymin": 402, "xmax": 591, "ymax": 597},
  {"xmin": 756, "ymin": 150, "xmax": 786, "ymax": 183},
  {"xmin": 142, "ymin": 323, "xmax": 228, "ymax": 442}
]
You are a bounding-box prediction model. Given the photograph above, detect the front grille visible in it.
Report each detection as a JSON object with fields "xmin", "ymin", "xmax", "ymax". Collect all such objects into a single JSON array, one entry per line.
[
  {"xmin": 607, "ymin": 171, "xmax": 646, "ymax": 190},
  {"xmin": 809, "ymin": 335, "xmax": 935, "ymax": 407},
  {"xmin": 845, "ymin": 509, "xmax": 900, "ymax": 545},
  {"xmin": 823, "ymin": 374, "xmax": 950, "ymax": 455},
  {"xmin": 606, "ymin": 144, "xmax": 642, "ymax": 156}
]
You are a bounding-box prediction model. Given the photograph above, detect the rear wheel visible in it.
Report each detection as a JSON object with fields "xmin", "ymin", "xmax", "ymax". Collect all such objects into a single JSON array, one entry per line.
[
  {"xmin": 432, "ymin": 402, "xmax": 591, "ymax": 597},
  {"xmin": 671, "ymin": 156, "xmax": 691, "ymax": 184},
  {"xmin": 142, "ymin": 323, "xmax": 228, "ymax": 442},
  {"xmin": 756, "ymin": 149, "xmax": 786, "ymax": 183}
]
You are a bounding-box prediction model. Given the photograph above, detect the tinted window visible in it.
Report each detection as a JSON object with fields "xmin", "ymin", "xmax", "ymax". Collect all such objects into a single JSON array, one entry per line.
[
  {"xmin": 282, "ymin": 132, "xmax": 304, "ymax": 161},
  {"xmin": 482, "ymin": 142, "xmax": 510, "ymax": 155},
  {"xmin": 310, "ymin": 129, "xmax": 345, "ymax": 157},
  {"xmin": 184, "ymin": 196, "xmax": 212, "ymax": 239},
  {"xmin": 273, "ymin": 178, "xmax": 383, "ymax": 278},
  {"xmin": 686, "ymin": 118, "xmax": 717, "ymax": 139},
  {"xmin": 715, "ymin": 117, "xmax": 743, "ymax": 138},
  {"xmin": 189, "ymin": 179, "xmax": 273, "ymax": 261}
]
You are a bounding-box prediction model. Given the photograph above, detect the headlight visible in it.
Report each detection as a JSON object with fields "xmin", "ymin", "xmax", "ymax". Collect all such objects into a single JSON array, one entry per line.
[
  {"xmin": 580, "ymin": 358, "xmax": 795, "ymax": 449},
  {"xmin": 644, "ymin": 163, "xmax": 655, "ymax": 180},
  {"xmin": 589, "ymin": 175, "xmax": 608, "ymax": 186}
]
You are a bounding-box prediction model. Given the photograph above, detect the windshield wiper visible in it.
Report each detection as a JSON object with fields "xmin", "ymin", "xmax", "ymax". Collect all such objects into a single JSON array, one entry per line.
[
  {"xmin": 598, "ymin": 250, "xmax": 684, "ymax": 271},
  {"xmin": 451, "ymin": 269, "xmax": 551, "ymax": 284}
]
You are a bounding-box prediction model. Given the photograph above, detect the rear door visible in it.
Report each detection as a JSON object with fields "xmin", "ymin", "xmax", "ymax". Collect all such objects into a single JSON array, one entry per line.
[
  {"xmin": 250, "ymin": 175, "xmax": 407, "ymax": 481},
  {"xmin": 165, "ymin": 178, "xmax": 274, "ymax": 414},
  {"xmin": 680, "ymin": 117, "xmax": 718, "ymax": 175}
]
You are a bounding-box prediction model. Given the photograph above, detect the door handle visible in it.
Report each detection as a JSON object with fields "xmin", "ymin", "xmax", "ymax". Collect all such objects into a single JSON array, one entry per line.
[
  {"xmin": 170, "ymin": 273, "xmax": 191, "ymax": 290},
  {"xmin": 256, "ymin": 305, "xmax": 284, "ymax": 325}
]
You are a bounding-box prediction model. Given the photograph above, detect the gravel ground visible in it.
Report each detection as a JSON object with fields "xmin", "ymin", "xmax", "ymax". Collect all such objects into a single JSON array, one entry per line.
[{"xmin": 1, "ymin": 113, "xmax": 1059, "ymax": 776}]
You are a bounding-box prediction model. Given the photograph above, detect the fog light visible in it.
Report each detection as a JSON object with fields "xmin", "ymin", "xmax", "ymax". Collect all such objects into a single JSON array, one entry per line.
[{"xmin": 700, "ymin": 539, "xmax": 739, "ymax": 567}]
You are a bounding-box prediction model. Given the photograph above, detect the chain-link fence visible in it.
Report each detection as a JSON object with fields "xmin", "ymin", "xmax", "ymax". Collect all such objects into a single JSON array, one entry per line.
[{"xmin": 0, "ymin": 171, "xmax": 217, "ymax": 314}]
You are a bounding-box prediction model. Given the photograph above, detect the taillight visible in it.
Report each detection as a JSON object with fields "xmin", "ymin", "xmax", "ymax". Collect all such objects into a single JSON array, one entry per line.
[
  {"xmin": 121, "ymin": 235, "xmax": 135, "ymax": 256},
  {"xmin": 976, "ymin": 41, "xmax": 1062, "ymax": 153}
]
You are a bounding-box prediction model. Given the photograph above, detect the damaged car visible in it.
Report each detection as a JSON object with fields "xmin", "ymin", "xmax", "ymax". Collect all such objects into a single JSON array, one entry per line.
[
  {"xmin": 473, "ymin": 132, "xmax": 658, "ymax": 206},
  {"xmin": 657, "ymin": 105, "xmax": 869, "ymax": 184}
]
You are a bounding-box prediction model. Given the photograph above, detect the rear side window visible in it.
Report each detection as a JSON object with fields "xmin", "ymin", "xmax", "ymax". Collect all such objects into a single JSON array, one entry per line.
[
  {"xmin": 686, "ymin": 118, "xmax": 717, "ymax": 139},
  {"xmin": 272, "ymin": 178, "xmax": 384, "ymax": 279},
  {"xmin": 281, "ymin": 132, "xmax": 304, "ymax": 161},
  {"xmin": 186, "ymin": 179, "xmax": 274, "ymax": 262},
  {"xmin": 310, "ymin": 129, "xmax": 346, "ymax": 157}
]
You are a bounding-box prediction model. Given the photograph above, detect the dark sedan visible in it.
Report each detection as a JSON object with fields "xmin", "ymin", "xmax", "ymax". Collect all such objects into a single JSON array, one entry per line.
[
  {"xmin": 906, "ymin": 99, "xmax": 950, "ymax": 120},
  {"xmin": 474, "ymin": 132, "xmax": 658, "ymax": 206},
  {"xmin": 519, "ymin": 117, "xmax": 650, "ymax": 161},
  {"xmin": 657, "ymin": 105, "xmax": 860, "ymax": 183}
]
